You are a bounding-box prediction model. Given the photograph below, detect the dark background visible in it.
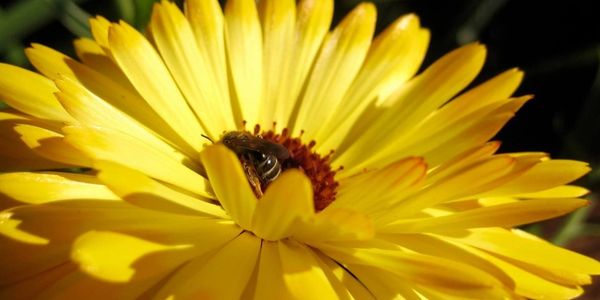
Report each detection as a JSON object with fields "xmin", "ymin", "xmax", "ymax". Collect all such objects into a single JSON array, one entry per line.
[{"xmin": 1, "ymin": 0, "xmax": 599, "ymax": 297}]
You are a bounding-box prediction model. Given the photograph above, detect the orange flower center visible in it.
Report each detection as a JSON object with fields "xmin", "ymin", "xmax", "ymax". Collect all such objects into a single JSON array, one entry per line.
[{"xmin": 230, "ymin": 124, "xmax": 340, "ymax": 212}]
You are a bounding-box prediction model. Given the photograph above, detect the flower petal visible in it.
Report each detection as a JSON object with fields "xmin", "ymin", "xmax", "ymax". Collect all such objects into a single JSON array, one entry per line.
[
  {"xmin": 54, "ymin": 76, "xmax": 188, "ymax": 164},
  {"xmin": 420, "ymin": 68, "xmax": 524, "ymax": 132},
  {"xmin": 63, "ymin": 126, "xmax": 210, "ymax": 198},
  {"xmin": 345, "ymin": 265, "xmax": 421, "ymax": 299},
  {"xmin": 278, "ymin": 240, "xmax": 342, "ymax": 299},
  {"xmin": 479, "ymin": 159, "xmax": 590, "ymax": 196},
  {"xmin": 376, "ymin": 96, "xmax": 531, "ymax": 170},
  {"xmin": 515, "ymin": 185, "xmax": 589, "ymax": 198},
  {"xmin": 185, "ymin": 0, "xmax": 233, "ymax": 126},
  {"xmin": 315, "ymin": 251, "xmax": 375, "ymax": 299},
  {"xmin": 382, "ymin": 198, "xmax": 588, "ymax": 233},
  {"xmin": 0, "ymin": 64, "xmax": 73, "ymax": 122},
  {"xmin": 293, "ymin": 3, "xmax": 377, "ymax": 139},
  {"xmin": 200, "ymin": 144, "xmax": 257, "ymax": 230},
  {"xmin": 320, "ymin": 14, "xmax": 429, "ymax": 151},
  {"xmin": 73, "ymin": 38, "xmax": 130, "ymax": 86},
  {"xmin": 444, "ymin": 228, "xmax": 600, "ymax": 276},
  {"xmin": 14, "ymin": 124, "xmax": 92, "ymax": 167},
  {"xmin": 294, "ymin": 208, "xmax": 374, "ymax": 243},
  {"xmin": 225, "ymin": 0, "xmax": 263, "ymax": 126},
  {"xmin": 381, "ymin": 155, "xmax": 517, "ymax": 222},
  {"xmin": 0, "ymin": 201, "xmax": 239, "ymax": 285},
  {"xmin": 155, "ymin": 232, "xmax": 261, "ymax": 299},
  {"xmin": 25, "ymin": 43, "xmax": 194, "ymax": 155},
  {"xmin": 319, "ymin": 241, "xmax": 501, "ymax": 291},
  {"xmin": 108, "ymin": 21, "xmax": 205, "ymax": 151},
  {"xmin": 335, "ymin": 43, "xmax": 486, "ymax": 169},
  {"xmin": 71, "ymin": 231, "xmax": 194, "ymax": 282},
  {"xmin": 0, "ymin": 172, "xmax": 118, "ymax": 204},
  {"xmin": 277, "ymin": 0, "xmax": 333, "ymax": 125},
  {"xmin": 333, "ymin": 157, "xmax": 426, "ymax": 215},
  {"xmin": 0, "ymin": 111, "xmax": 70, "ymax": 172},
  {"xmin": 151, "ymin": 1, "xmax": 236, "ymax": 138},
  {"xmin": 89, "ymin": 16, "xmax": 111, "ymax": 51},
  {"xmin": 251, "ymin": 169, "xmax": 313, "ymax": 241},
  {"xmin": 96, "ymin": 161, "xmax": 226, "ymax": 218},
  {"xmin": 257, "ymin": 0, "xmax": 296, "ymax": 125},
  {"xmin": 447, "ymin": 238, "xmax": 586, "ymax": 299},
  {"xmin": 253, "ymin": 241, "xmax": 294, "ymax": 299},
  {"xmin": 0, "ymin": 262, "xmax": 76, "ymax": 299}
]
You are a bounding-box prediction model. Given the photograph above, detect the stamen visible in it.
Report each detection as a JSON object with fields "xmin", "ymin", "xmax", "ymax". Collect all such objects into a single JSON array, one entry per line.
[{"xmin": 261, "ymin": 127, "xmax": 339, "ymax": 212}]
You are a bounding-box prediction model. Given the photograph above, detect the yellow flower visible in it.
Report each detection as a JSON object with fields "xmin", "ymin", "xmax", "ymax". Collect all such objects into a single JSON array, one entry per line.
[{"xmin": 0, "ymin": 0, "xmax": 599, "ymax": 299}]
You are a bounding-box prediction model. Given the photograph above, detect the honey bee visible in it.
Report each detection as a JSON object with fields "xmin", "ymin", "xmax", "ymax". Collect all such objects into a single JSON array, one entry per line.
[{"xmin": 221, "ymin": 131, "xmax": 290, "ymax": 197}]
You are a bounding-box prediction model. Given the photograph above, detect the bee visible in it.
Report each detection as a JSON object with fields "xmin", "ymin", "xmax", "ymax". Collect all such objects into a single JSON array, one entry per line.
[{"xmin": 221, "ymin": 131, "xmax": 290, "ymax": 197}]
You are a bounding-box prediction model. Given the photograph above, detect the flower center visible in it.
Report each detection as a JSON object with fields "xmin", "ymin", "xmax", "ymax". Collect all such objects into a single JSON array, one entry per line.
[{"xmin": 243, "ymin": 124, "xmax": 340, "ymax": 212}]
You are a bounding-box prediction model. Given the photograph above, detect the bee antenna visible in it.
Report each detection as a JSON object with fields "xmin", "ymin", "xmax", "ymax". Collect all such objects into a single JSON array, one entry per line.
[{"xmin": 201, "ymin": 134, "xmax": 214, "ymax": 143}]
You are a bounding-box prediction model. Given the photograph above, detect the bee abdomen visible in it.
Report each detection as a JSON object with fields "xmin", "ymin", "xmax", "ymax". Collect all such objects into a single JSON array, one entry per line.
[{"xmin": 256, "ymin": 154, "xmax": 281, "ymax": 183}]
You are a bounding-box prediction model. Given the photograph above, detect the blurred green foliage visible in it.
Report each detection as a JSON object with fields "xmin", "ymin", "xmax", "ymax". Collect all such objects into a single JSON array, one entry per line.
[{"xmin": 0, "ymin": 0, "xmax": 162, "ymax": 67}]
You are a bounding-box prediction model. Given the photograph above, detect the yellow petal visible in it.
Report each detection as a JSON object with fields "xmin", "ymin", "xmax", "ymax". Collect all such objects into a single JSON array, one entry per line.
[
  {"xmin": 294, "ymin": 208, "xmax": 374, "ymax": 243},
  {"xmin": 0, "ymin": 212, "xmax": 49, "ymax": 245},
  {"xmin": 0, "ymin": 111, "xmax": 70, "ymax": 172},
  {"xmin": 382, "ymin": 233, "xmax": 514, "ymax": 289},
  {"xmin": 26, "ymin": 43, "xmax": 78, "ymax": 80},
  {"xmin": 319, "ymin": 241, "xmax": 500, "ymax": 290},
  {"xmin": 63, "ymin": 126, "xmax": 209, "ymax": 197},
  {"xmin": 73, "ymin": 38, "xmax": 130, "ymax": 86},
  {"xmin": 200, "ymin": 144, "xmax": 257, "ymax": 230},
  {"xmin": 151, "ymin": 1, "xmax": 236, "ymax": 138},
  {"xmin": 253, "ymin": 241, "xmax": 294, "ymax": 299},
  {"xmin": 277, "ymin": 0, "xmax": 333, "ymax": 125},
  {"xmin": 14, "ymin": 124, "xmax": 92, "ymax": 167},
  {"xmin": 89, "ymin": 16, "xmax": 111, "ymax": 51},
  {"xmin": 383, "ymin": 155, "xmax": 516, "ymax": 221},
  {"xmin": 225, "ymin": 0, "xmax": 263, "ymax": 126},
  {"xmin": 0, "ymin": 63, "xmax": 73, "ymax": 122},
  {"xmin": 294, "ymin": 3, "xmax": 377, "ymax": 140},
  {"xmin": 0, "ymin": 262, "xmax": 76, "ymax": 300},
  {"xmin": 155, "ymin": 232, "xmax": 261, "ymax": 299},
  {"xmin": 25, "ymin": 43, "xmax": 195, "ymax": 156},
  {"xmin": 315, "ymin": 251, "xmax": 376, "ymax": 300},
  {"xmin": 345, "ymin": 265, "xmax": 421, "ymax": 299},
  {"xmin": 382, "ymin": 198, "xmax": 588, "ymax": 233},
  {"xmin": 0, "ymin": 172, "xmax": 118, "ymax": 204},
  {"xmin": 448, "ymin": 238, "xmax": 586, "ymax": 299},
  {"xmin": 108, "ymin": 21, "xmax": 204, "ymax": 151},
  {"xmin": 382, "ymin": 96, "xmax": 530, "ymax": 169},
  {"xmin": 251, "ymin": 169, "xmax": 313, "ymax": 241},
  {"xmin": 445, "ymin": 228, "xmax": 600, "ymax": 276},
  {"xmin": 418, "ymin": 112, "xmax": 517, "ymax": 168},
  {"xmin": 425, "ymin": 68, "xmax": 524, "ymax": 130},
  {"xmin": 334, "ymin": 157, "xmax": 426, "ymax": 216},
  {"xmin": 320, "ymin": 14, "xmax": 428, "ymax": 151},
  {"xmin": 36, "ymin": 270, "xmax": 155, "ymax": 300},
  {"xmin": 185, "ymin": 0, "xmax": 234, "ymax": 126},
  {"xmin": 481, "ymin": 159, "xmax": 590, "ymax": 196},
  {"xmin": 54, "ymin": 75, "xmax": 188, "ymax": 164},
  {"xmin": 279, "ymin": 240, "xmax": 342, "ymax": 299},
  {"xmin": 335, "ymin": 43, "xmax": 487, "ymax": 170},
  {"xmin": 515, "ymin": 185, "xmax": 589, "ymax": 198},
  {"xmin": 257, "ymin": 0, "xmax": 296, "ymax": 125},
  {"xmin": 426, "ymin": 141, "xmax": 501, "ymax": 183},
  {"xmin": 1, "ymin": 201, "xmax": 235, "ymax": 286},
  {"xmin": 71, "ymin": 231, "xmax": 194, "ymax": 282},
  {"xmin": 96, "ymin": 161, "xmax": 226, "ymax": 218}
]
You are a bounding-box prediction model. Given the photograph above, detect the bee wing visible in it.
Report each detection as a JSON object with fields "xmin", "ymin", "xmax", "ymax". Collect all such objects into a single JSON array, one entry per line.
[
  {"xmin": 257, "ymin": 142, "xmax": 290, "ymax": 160},
  {"xmin": 240, "ymin": 156, "xmax": 263, "ymax": 198}
]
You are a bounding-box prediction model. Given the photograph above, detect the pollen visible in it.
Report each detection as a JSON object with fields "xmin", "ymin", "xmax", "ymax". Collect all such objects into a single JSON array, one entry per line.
[{"xmin": 256, "ymin": 124, "xmax": 340, "ymax": 212}]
